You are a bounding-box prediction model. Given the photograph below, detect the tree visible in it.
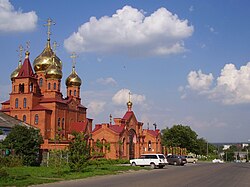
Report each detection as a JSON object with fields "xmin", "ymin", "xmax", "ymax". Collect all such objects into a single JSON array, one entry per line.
[
  {"xmin": 2, "ymin": 125, "xmax": 43, "ymax": 166},
  {"xmin": 161, "ymin": 124, "xmax": 198, "ymax": 153},
  {"xmin": 68, "ymin": 132, "xmax": 90, "ymax": 171},
  {"xmin": 223, "ymin": 150, "xmax": 235, "ymax": 162}
]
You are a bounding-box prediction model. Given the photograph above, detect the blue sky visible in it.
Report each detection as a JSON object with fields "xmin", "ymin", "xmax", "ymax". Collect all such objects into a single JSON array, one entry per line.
[{"xmin": 1, "ymin": 0, "xmax": 250, "ymax": 143}]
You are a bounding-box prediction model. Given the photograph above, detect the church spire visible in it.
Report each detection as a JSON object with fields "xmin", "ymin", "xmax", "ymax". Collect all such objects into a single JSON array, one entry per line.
[{"xmin": 127, "ymin": 91, "xmax": 133, "ymax": 111}]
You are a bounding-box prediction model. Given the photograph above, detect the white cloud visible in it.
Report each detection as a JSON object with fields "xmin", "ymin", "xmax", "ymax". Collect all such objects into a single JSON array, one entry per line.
[
  {"xmin": 87, "ymin": 101, "xmax": 106, "ymax": 116},
  {"xmin": 187, "ymin": 70, "xmax": 214, "ymax": 90},
  {"xmin": 0, "ymin": 0, "xmax": 38, "ymax": 32},
  {"xmin": 96, "ymin": 77, "xmax": 117, "ymax": 86},
  {"xmin": 210, "ymin": 63, "xmax": 250, "ymax": 104},
  {"xmin": 112, "ymin": 88, "xmax": 146, "ymax": 105},
  {"xmin": 64, "ymin": 5, "xmax": 193, "ymax": 56},
  {"xmin": 184, "ymin": 62, "xmax": 250, "ymax": 105}
]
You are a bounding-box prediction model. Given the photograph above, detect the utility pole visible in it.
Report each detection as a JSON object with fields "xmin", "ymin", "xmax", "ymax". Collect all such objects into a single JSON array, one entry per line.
[{"xmin": 206, "ymin": 141, "xmax": 208, "ymax": 157}]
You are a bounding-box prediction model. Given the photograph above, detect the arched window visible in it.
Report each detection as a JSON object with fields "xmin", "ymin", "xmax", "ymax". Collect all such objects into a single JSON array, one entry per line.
[
  {"xmin": 29, "ymin": 83, "xmax": 33, "ymax": 92},
  {"xmin": 23, "ymin": 98, "xmax": 27, "ymax": 108},
  {"xmin": 34, "ymin": 114, "xmax": 39, "ymax": 125},
  {"xmin": 74, "ymin": 90, "xmax": 76, "ymax": 96},
  {"xmin": 39, "ymin": 78, "xmax": 43, "ymax": 87},
  {"xmin": 53, "ymin": 83, "xmax": 56, "ymax": 90},
  {"xmin": 62, "ymin": 118, "xmax": 65, "ymax": 130},
  {"xmin": 57, "ymin": 118, "xmax": 60, "ymax": 128},
  {"xmin": 23, "ymin": 115, "xmax": 26, "ymax": 122},
  {"xmin": 48, "ymin": 83, "xmax": 51, "ymax": 90},
  {"xmin": 15, "ymin": 98, "xmax": 18, "ymax": 108},
  {"xmin": 19, "ymin": 83, "xmax": 24, "ymax": 93},
  {"xmin": 14, "ymin": 115, "xmax": 18, "ymax": 119},
  {"xmin": 148, "ymin": 140, "xmax": 152, "ymax": 151},
  {"xmin": 69, "ymin": 90, "xmax": 72, "ymax": 96}
]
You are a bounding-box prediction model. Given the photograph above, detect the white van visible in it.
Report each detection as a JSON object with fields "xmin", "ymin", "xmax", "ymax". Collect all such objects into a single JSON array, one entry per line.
[{"xmin": 130, "ymin": 154, "xmax": 167, "ymax": 169}]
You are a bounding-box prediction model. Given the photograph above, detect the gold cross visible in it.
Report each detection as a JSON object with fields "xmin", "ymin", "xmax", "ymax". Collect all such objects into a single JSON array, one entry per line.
[
  {"xmin": 70, "ymin": 52, "xmax": 78, "ymax": 67},
  {"xmin": 26, "ymin": 41, "xmax": 30, "ymax": 51},
  {"xmin": 44, "ymin": 18, "xmax": 55, "ymax": 40},
  {"xmin": 53, "ymin": 41, "xmax": 59, "ymax": 54},
  {"xmin": 128, "ymin": 91, "xmax": 132, "ymax": 102},
  {"xmin": 16, "ymin": 45, "xmax": 24, "ymax": 62}
]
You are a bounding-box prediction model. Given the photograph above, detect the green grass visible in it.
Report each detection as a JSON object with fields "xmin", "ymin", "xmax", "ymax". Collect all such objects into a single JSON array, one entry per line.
[{"xmin": 0, "ymin": 164, "xmax": 146, "ymax": 187}]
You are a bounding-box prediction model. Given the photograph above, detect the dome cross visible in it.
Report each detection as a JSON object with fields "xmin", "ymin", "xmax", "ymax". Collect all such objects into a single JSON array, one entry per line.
[
  {"xmin": 70, "ymin": 52, "xmax": 78, "ymax": 68},
  {"xmin": 16, "ymin": 45, "xmax": 24, "ymax": 62},
  {"xmin": 44, "ymin": 18, "xmax": 55, "ymax": 40},
  {"xmin": 53, "ymin": 41, "xmax": 59, "ymax": 55}
]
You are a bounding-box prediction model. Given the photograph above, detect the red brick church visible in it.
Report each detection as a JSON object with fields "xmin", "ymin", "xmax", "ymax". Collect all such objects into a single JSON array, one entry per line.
[
  {"xmin": 0, "ymin": 19, "xmax": 162, "ymax": 159},
  {"xmin": 91, "ymin": 99, "xmax": 162, "ymax": 159}
]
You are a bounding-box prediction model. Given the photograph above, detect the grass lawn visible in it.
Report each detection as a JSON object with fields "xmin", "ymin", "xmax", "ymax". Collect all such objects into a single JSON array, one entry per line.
[{"xmin": 0, "ymin": 164, "xmax": 146, "ymax": 187}]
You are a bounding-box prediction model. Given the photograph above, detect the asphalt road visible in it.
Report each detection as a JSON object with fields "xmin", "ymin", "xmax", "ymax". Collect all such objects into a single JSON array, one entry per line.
[{"xmin": 33, "ymin": 162, "xmax": 250, "ymax": 187}]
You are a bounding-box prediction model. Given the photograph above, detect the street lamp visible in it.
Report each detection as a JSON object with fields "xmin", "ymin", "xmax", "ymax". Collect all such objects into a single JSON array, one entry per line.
[{"xmin": 247, "ymin": 139, "xmax": 250, "ymax": 162}]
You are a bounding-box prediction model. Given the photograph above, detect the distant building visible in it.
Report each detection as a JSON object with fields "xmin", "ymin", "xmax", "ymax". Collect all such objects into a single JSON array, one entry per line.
[{"xmin": 223, "ymin": 145, "xmax": 231, "ymax": 150}]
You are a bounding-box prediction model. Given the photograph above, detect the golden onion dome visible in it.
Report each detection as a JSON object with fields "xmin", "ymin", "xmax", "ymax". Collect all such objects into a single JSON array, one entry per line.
[
  {"xmin": 33, "ymin": 40, "xmax": 62, "ymax": 72},
  {"xmin": 10, "ymin": 61, "xmax": 22, "ymax": 81},
  {"xmin": 127, "ymin": 101, "xmax": 133, "ymax": 108},
  {"xmin": 45, "ymin": 56, "xmax": 62, "ymax": 80},
  {"xmin": 65, "ymin": 67, "xmax": 82, "ymax": 87}
]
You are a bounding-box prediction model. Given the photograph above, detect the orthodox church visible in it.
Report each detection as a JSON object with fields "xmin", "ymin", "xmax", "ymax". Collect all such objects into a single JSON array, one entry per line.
[
  {"xmin": 91, "ymin": 98, "xmax": 162, "ymax": 159},
  {"xmin": 0, "ymin": 19, "xmax": 93, "ymax": 150},
  {"xmin": 0, "ymin": 19, "xmax": 162, "ymax": 159}
]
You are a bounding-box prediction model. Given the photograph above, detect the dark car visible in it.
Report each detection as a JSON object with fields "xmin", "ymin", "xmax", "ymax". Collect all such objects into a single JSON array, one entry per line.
[{"xmin": 166, "ymin": 154, "xmax": 187, "ymax": 166}]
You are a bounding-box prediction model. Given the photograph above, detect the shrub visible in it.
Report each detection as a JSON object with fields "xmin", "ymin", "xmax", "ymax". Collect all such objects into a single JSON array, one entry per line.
[
  {"xmin": 0, "ymin": 155, "xmax": 23, "ymax": 167},
  {"xmin": 68, "ymin": 132, "xmax": 90, "ymax": 172},
  {"xmin": 0, "ymin": 167, "xmax": 9, "ymax": 179}
]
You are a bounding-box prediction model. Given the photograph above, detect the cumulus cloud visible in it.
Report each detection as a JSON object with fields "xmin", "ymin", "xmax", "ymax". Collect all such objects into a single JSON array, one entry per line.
[
  {"xmin": 0, "ymin": 0, "xmax": 38, "ymax": 32},
  {"xmin": 184, "ymin": 62, "xmax": 250, "ymax": 105},
  {"xmin": 64, "ymin": 5, "xmax": 193, "ymax": 56},
  {"xmin": 87, "ymin": 101, "xmax": 106, "ymax": 116},
  {"xmin": 96, "ymin": 77, "xmax": 117, "ymax": 86},
  {"xmin": 210, "ymin": 63, "xmax": 250, "ymax": 104},
  {"xmin": 187, "ymin": 70, "xmax": 214, "ymax": 90},
  {"xmin": 112, "ymin": 88, "xmax": 146, "ymax": 105}
]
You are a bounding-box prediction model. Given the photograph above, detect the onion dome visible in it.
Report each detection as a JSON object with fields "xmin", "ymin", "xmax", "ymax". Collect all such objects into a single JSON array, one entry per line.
[
  {"xmin": 127, "ymin": 100, "xmax": 133, "ymax": 111},
  {"xmin": 65, "ymin": 66, "xmax": 82, "ymax": 87},
  {"xmin": 10, "ymin": 60, "xmax": 22, "ymax": 81},
  {"xmin": 127, "ymin": 92, "xmax": 133, "ymax": 111},
  {"xmin": 33, "ymin": 39, "xmax": 62, "ymax": 72},
  {"xmin": 45, "ymin": 55, "xmax": 62, "ymax": 79}
]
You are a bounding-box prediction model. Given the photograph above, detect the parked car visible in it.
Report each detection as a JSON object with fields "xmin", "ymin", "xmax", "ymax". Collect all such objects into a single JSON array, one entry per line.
[
  {"xmin": 185, "ymin": 155, "xmax": 198, "ymax": 163},
  {"xmin": 130, "ymin": 154, "xmax": 167, "ymax": 169},
  {"xmin": 166, "ymin": 154, "xmax": 187, "ymax": 166},
  {"xmin": 212, "ymin": 159, "xmax": 224, "ymax": 163}
]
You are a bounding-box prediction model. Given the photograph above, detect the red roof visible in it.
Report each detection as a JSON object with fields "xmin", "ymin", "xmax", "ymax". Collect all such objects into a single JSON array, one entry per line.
[
  {"xmin": 123, "ymin": 111, "xmax": 134, "ymax": 120},
  {"xmin": 31, "ymin": 105, "xmax": 52, "ymax": 111},
  {"xmin": 109, "ymin": 125, "xmax": 125, "ymax": 134},
  {"xmin": 1, "ymin": 100, "xmax": 10, "ymax": 105},
  {"xmin": 69, "ymin": 121, "xmax": 88, "ymax": 133},
  {"xmin": 78, "ymin": 104, "xmax": 87, "ymax": 109},
  {"xmin": 40, "ymin": 97, "xmax": 69, "ymax": 104},
  {"xmin": 17, "ymin": 54, "xmax": 36, "ymax": 79},
  {"xmin": 92, "ymin": 124, "xmax": 125, "ymax": 134},
  {"xmin": 146, "ymin": 129, "xmax": 160, "ymax": 137},
  {"xmin": 92, "ymin": 124, "xmax": 102, "ymax": 133}
]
